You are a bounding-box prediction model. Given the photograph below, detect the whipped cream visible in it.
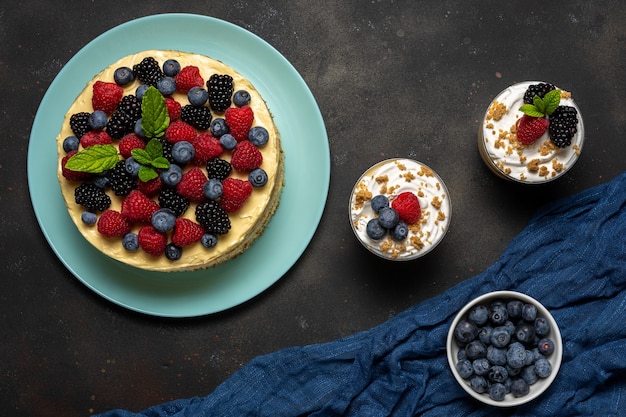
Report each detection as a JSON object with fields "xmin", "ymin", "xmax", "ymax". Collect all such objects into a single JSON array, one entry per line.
[
  {"xmin": 478, "ymin": 81, "xmax": 584, "ymax": 183},
  {"xmin": 349, "ymin": 158, "xmax": 451, "ymax": 260}
]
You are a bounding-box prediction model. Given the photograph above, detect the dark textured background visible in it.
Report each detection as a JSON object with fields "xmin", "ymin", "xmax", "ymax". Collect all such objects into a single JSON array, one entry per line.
[{"xmin": 2, "ymin": 1, "xmax": 625, "ymax": 415}]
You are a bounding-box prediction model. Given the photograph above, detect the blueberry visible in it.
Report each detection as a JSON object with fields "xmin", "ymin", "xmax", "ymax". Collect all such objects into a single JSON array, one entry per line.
[
  {"xmin": 390, "ymin": 221, "xmax": 408, "ymax": 241},
  {"xmin": 365, "ymin": 218, "xmax": 386, "ymax": 240},
  {"xmin": 506, "ymin": 344, "xmax": 527, "ymax": 369},
  {"xmin": 163, "ymin": 59, "xmax": 181, "ymax": 77},
  {"xmin": 507, "ymin": 300, "xmax": 524, "ymax": 319},
  {"xmin": 113, "ymin": 66, "xmax": 134, "ymax": 86},
  {"xmin": 454, "ymin": 319, "xmax": 478, "ymax": 345},
  {"xmin": 136, "ymin": 84, "xmax": 149, "ymax": 100},
  {"xmin": 511, "ymin": 378, "xmax": 530, "ymax": 397},
  {"xmin": 487, "ymin": 345, "xmax": 507, "ymax": 366},
  {"xmin": 160, "ymin": 164, "xmax": 183, "ymax": 187},
  {"xmin": 520, "ymin": 365, "xmax": 538, "ymax": 385},
  {"xmin": 124, "ymin": 156, "xmax": 141, "ymax": 177},
  {"xmin": 468, "ymin": 304, "xmax": 489, "ymax": 326},
  {"xmin": 465, "ymin": 340, "xmax": 487, "ymax": 360},
  {"xmin": 504, "ymin": 320, "xmax": 516, "ymax": 335},
  {"xmin": 201, "ymin": 233, "xmax": 218, "ymax": 248},
  {"xmin": 514, "ymin": 323, "xmax": 535, "ymax": 344},
  {"xmin": 151, "ymin": 208, "xmax": 176, "ymax": 233},
  {"xmin": 122, "ymin": 233, "xmax": 139, "ymax": 251},
  {"xmin": 489, "ymin": 304, "xmax": 508, "ymax": 325},
  {"xmin": 219, "ymin": 133, "xmax": 237, "ymax": 150},
  {"xmin": 534, "ymin": 358, "xmax": 552, "ymax": 378},
  {"xmin": 210, "ymin": 118, "xmax": 229, "ymax": 137},
  {"xmin": 490, "ymin": 326, "xmax": 511, "ymax": 348},
  {"xmin": 522, "ymin": 303, "xmax": 538, "ymax": 322},
  {"xmin": 248, "ymin": 168, "xmax": 268, "ymax": 187},
  {"xmin": 370, "ymin": 195, "xmax": 389, "ymax": 213},
  {"xmin": 203, "ymin": 178, "xmax": 223, "ymax": 200},
  {"xmin": 171, "ymin": 141, "xmax": 195, "ymax": 164},
  {"xmin": 165, "ymin": 243, "xmax": 182, "ymax": 261},
  {"xmin": 469, "ymin": 375, "xmax": 488, "ymax": 394},
  {"xmin": 233, "ymin": 90, "xmax": 251, "ymax": 107},
  {"xmin": 134, "ymin": 118, "xmax": 145, "ymax": 138},
  {"xmin": 524, "ymin": 350, "xmax": 535, "ymax": 366},
  {"xmin": 81, "ymin": 211, "xmax": 97, "ymax": 225},
  {"xmin": 472, "ymin": 358, "xmax": 490, "ymax": 376},
  {"xmin": 457, "ymin": 349, "xmax": 468, "ymax": 361},
  {"xmin": 89, "ymin": 110, "xmax": 108, "ymax": 130},
  {"xmin": 188, "ymin": 86, "xmax": 209, "ymax": 107},
  {"xmin": 157, "ymin": 77, "xmax": 177, "ymax": 96},
  {"xmin": 537, "ymin": 338, "xmax": 554, "ymax": 356},
  {"xmin": 488, "ymin": 383, "xmax": 506, "ymax": 401},
  {"xmin": 478, "ymin": 326, "xmax": 493, "ymax": 345},
  {"xmin": 377, "ymin": 207, "xmax": 399, "ymax": 229},
  {"xmin": 534, "ymin": 317, "xmax": 550, "ymax": 337},
  {"xmin": 63, "ymin": 136, "xmax": 80, "ymax": 152},
  {"xmin": 248, "ymin": 126, "xmax": 269, "ymax": 147},
  {"xmin": 93, "ymin": 175, "xmax": 110, "ymax": 189},
  {"xmin": 455, "ymin": 359, "xmax": 473, "ymax": 379}
]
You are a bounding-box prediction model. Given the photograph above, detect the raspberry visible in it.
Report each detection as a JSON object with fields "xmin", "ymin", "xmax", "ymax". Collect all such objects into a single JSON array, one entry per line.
[
  {"xmin": 165, "ymin": 97, "xmax": 182, "ymax": 121},
  {"xmin": 224, "ymin": 106, "xmax": 254, "ymax": 141},
  {"xmin": 181, "ymin": 104, "xmax": 212, "ymax": 130},
  {"xmin": 137, "ymin": 225, "xmax": 168, "ymax": 256},
  {"xmin": 231, "ymin": 140, "xmax": 263, "ymax": 171},
  {"xmin": 61, "ymin": 151, "xmax": 92, "ymax": 182},
  {"xmin": 120, "ymin": 190, "xmax": 160, "ymax": 223},
  {"xmin": 92, "ymin": 81, "xmax": 123, "ymax": 115},
  {"xmin": 165, "ymin": 121, "xmax": 197, "ymax": 144},
  {"xmin": 195, "ymin": 200, "xmax": 231, "ymax": 234},
  {"xmin": 207, "ymin": 74, "xmax": 234, "ymax": 113},
  {"xmin": 97, "ymin": 209, "xmax": 131, "ymax": 238},
  {"xmin": 221, "ymin": 178, "xmax": 253, "ymax": 213},
  {"xmin": 158, "ymin": 188, "xmax": 190, "ymax": 217},
  {"xmin": 132, "ymin": 57, "xmax": 164, "ymax": 86},
  {"xmin": 174, "ymin": 66, "xmax": 204, "ymax": 92},
  {"xmin": 176, "ymin": 167, "xmax": 207, "ymax": 202},
  {"xmin": 80, "ymin": 130, "xmax": 113, "ymax": 148},
  {"xmin": 516, "ymin": 115, "xmax": 549, "ymax": 145},
  {"xmin": 172, "ymin": 218, "xmax": 205, "ymax": 247},
  {"xmin": 206, "ymin": 157, "xmax": 232, "ymax": 181},
  {"xmin": 74, "ymin": 183, "xmax": 111, "ymax": 212},
  {"xmin": 118, "ymin": 133, "xmax": 146, "ymax": 159},
  {"xmin": 391, "ymin": 192, "xmax": 421, "ymax": 225},
  {"xmin": 192, "ymin": 132, "xmax": 223, "ymax": 165},
  {"xmin": 136, "ymin": 176, "xmax": 162, "ymax": 197},
  {"xmin": 69, "ymin": 112, "xmax": 92, "ymax": 138}
]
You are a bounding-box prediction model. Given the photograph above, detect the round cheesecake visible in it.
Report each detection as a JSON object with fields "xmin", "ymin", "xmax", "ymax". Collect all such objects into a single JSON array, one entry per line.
[
  {"xmin": 349, "ymin": 158, "xmax": 451, "ymax": 260},
  {"xmin": 57, "ymin": 50, "xmax": 284, "ymax": 272},
  {"xmin": 478, "ymin": 81, "xmax": 584, "ymax": 183}
]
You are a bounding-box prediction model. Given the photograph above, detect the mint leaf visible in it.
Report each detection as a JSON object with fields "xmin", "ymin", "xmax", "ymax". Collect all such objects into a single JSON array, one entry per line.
[
  {"xmin": 131, "ymin": 148, "xmax": 153, "ymax": 165},
  {"xmin": 543, "ymin": 89, "xmax": 561, "ymax": 116},
  {"xmin": 151, "ymin": 156, "xmax": 170, "ymax": 169},
  {"xmin": 519, "ymin": 104, "xmax": 545, "ymax": 118},
  {"xmin": 65, "ymin": 144, "xmax": 119, "ymax": 173},
  {"xmin": 145, "ymin": 138, "xmax": 163, "ymax": 159},
  {"xmin": 141, "ymin": 86, "xmax": 170, "ymax": 138},
  {"xmin": 533, "ymin": 95, "xmax": 546, "ymax": 115},
  {"xmin": 138, "ymin": 165, "xmax": 158, "ymax": 182}
]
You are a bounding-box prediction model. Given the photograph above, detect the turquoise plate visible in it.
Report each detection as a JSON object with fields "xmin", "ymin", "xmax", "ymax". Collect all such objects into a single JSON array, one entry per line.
[{"xmin": 28, "ymin": 14, "xmax": 330, "ymax": 317}]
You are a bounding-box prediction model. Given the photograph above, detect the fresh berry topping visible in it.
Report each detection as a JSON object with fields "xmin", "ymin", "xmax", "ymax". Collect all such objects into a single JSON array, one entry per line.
[
  {"xmin": 92, "ymin": 81, "xmax": 123, "ymax": 115},
  {"xmin": 132, "ymin": 57, "xmax": 165, "ymax": 87},
  {"xmin": 378, "ymin": 207, "xmax": 400, "ymax": 229},
  {"xmin": 174, "ymin": 66, "xmax": 204, "ymax": 93},
  {"xmin": 165, "ymin": 243, "xmax": 183, "ymax": 260},
  {"xmin": 121, "ymin": 190, "xmax": 160, "ymax": 223},
  {"xmin": 207, "ymin": 74, "xmax": 234, "ymax": 113},
  {"xmin": 107, "ymin": 95, "xmax": 142, "ymax": 139},
  {"xmin": 61, "ymin": 151, "xmax": 93, "ymax": 181},
  {"xmin": 516, "ymin": 115, "xmax": 550, "ymax": 145},
  {"xmin": 231, "ymin": 140, "xmax": 263, "ymax": 171},
  {"xmin": 206, "ymin": 157, "xmax": 232, "ymax": 181},
  {"xmin": 157, "ymin": 188, "xmax": 190, "ymax": 217},
  {"xmin": 523, "ymin": 83, "xmax": 556, "ymax": 104},
  {"xmin": 221, "ymin": 178, "xmax": 253, "ymax": 213},
  {"xmin": 201, "ymin": 233, "xmax": 218, "ymax": 248},
  {"xmin": 219, "ymin": 134, "xmax": 237, "ymax": 151},
  {"xmin": 159, "ymin": 163, "xmax": 183, "ymax": 187},
  {"xmin": 69, "ymin": 112, "xmax": 92, "ymax": 138},
  {"xmin": 371, "ymin": 195, "xmax": 389, "ymax": 213},
  {"xmin": 248, "ymin": 168, "xmax": 268, "ymax": 187},
  {"xmin": 171, "ymin": 141, "xmax": 196, "ymax": 165},
  {"xmin": 548, "ymin": 105, "xmax": 578, "ymax": 148},
  {"xmin": 172, "ymin": 218, "xmax": 205, "ymax": 247},
  {"xmin": 176, "ymin": 167, "xmax": 208, "ymax": 202},
  {"xmin": 157, "ymin": 76, "xmax": 177, "ymax": 96},
  {"xmin": 195, "ymin": 200, "xmax": 231, "ymax": 234},
  {"xmin": 203, "ymin": 178, "xmax": 223, "ymax": 200},
  {"xmin": 187, "ymin": 86, "xmax": 209, "ymax": 107},
  {"xmin": 366, "ymin": 218, "xmax": 386, "ymax": 240},
  {"xmin": 192, "ymin": 133, "xmax": 223, "ymax": 165},
  {"xmin": 165, "ymin": 120, "xmax": 197, "ymax": 144},
  {"xmin": 62, "ymin": 136, "xmax": 80, "ymax": 153},
  {"xmin": 209, "ymin": 118, "xmax": 229, "ymax": 137},
  {"xmin": 118, "ymin": 133, "xmax": 146, "ymax": 159},
  {"xmin": 89, "ymin": 110, "xmax": 108, "ymax": 130},
  {"xmin": 137, "ymin": 225, "xmax": 168, "ymax": 256},
  {"xmin": 107, "ymin": 160, "xmax": 138, "ymax": 196},
  {"xmin": 180, "ymin": 105, "xmax": 212, "ymax": 130},
  {"xmin": 224, "ymin": 106, "xmax": 254, "ymax": 141},
  {"xmin": 391, "ymin": 192, "xmax": 421, "ymax": 225},
  {"xmin": 158, "ymin": 137, "xmax": 175, "ymax": 163},
  {"xmin": 151, "ymin": 208, "xmax": 177, "ymax": 233},
  {"xmin": 74, "ymin": 183, "xmax": 111, "ymax": 212},
  {"xmin": 165, "ymin": 97, "xmax": 182, "ymax": 121},
  {"xmin": 97, "ymin": 209, "xmax": 132, "ymax": 238},
  {"xmin": 81, "ymin": 211, "xmax": 98, "ymax": 225},
  {"xmin": 122, "ymin": 233, "xmax": 139, "ymax": 251},
  {"xmin": 390, "ymin": 221, "xmax": 409, "ymax": 241},
  {"xmin": 136, "ymin": 175, "xmax": 162, "ymax": 197},
  {"xmin": 113, "ymin": 67, "xmax": 134, "ymax": 86},
  {"xmin": 162, "ymin": 59, "xmax": 181, "ymax": 77},
  {"xmin": 248, "ymin": 126, "xmax": 269, "ymax": 147},
  {"xmin": 233, "ymin": 90, "xmax": 251, "ymax": 107},
  {"xmin": 79, "ymin": 130, "xmax": 113, "ymax": 148}
]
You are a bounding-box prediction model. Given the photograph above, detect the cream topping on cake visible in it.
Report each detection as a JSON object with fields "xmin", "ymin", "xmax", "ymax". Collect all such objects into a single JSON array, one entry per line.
[
  {"xmin": 350, "ymin": 158, "xmax": 450, "ymax": 260},
  {"xmin": 479, "ymin": 81, "xmax": 584, "ymax": 183},
  {"xmin": 57, "ymin": 50, "xmax": 283, "ymax": 272}
]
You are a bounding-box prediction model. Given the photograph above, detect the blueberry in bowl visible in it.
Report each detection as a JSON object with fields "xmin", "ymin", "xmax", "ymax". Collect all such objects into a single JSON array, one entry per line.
[{"xmin": 446, "ymin": 291, "xmax": 562, "ymax": 407}]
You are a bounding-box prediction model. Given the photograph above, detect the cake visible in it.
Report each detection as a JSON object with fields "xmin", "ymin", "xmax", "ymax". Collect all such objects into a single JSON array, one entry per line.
[
  {"xmin": 57, "ymin": 50, "xmax": 284, "ymax": 272},
  {"xmin": 478, "ymin": 81, "xmax": 584, "ymax": 183},
  {"xmin": 349, "ymin": 158, "xmax": 451, "ymax": 260}
]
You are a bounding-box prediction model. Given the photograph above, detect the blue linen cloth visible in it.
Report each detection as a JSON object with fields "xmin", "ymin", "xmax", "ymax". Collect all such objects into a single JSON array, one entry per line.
[{"xmin": 97, "ymin": 172, "xmax": 626, "ymax": 417}]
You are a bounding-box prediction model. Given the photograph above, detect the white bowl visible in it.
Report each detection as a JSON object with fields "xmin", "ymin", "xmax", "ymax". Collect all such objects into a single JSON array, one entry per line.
[{"xmin": 446, "ymin": 291, "xmax": 563, "ymax": 407}]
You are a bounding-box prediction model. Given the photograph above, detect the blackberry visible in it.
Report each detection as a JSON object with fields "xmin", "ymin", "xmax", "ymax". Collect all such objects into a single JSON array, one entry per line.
[
  {"xmin": 207, "ymin": 74, "xmax": 234, "ymax": 113},
  {"xmin": 549, "ymin": 105, "xmax": 578, "ymax": 148},
  {"xmin": 158, "ymin": 137, "xmax": 175, "ymax": 163},
  {"xmin": 196, "ymin": 200, "xmax": 231, "ymax": 234},
  {"xmin": 132, "ymin": 56, "xmax": 165, "ymax": 86},
  {"xmin": 107, "ymin": 160, "xmax": 137, "ymax": 196},
  {"xmin": 107, "ymin": 95, "xmax": 142, "ymax": 139},
  {"xmin": 69, "ymin": 112, "xmax": 92, "ymax": 138},
  {"xmin": 206, "ymin": 158, "xmax": 232, "ymax": 181},
  {"xmin": 523, "ymin": 83, "xmax": 556, "ymax": 104},
  {"xmin": 74, "ymin": 183, "xmax": 111, "ymax": 212},
  {"xmin": 181, "ymin": 105, "xmax": 212, "ymax": 130},
  {"xmin": 158, "ymin": 188, "xmax": 190, "ymax": 217}
]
